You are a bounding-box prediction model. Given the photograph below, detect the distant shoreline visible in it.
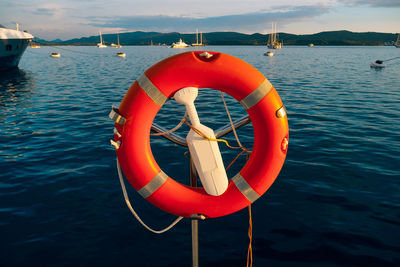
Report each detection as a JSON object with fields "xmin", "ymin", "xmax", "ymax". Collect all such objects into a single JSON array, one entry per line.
[{"xmin": 34, "ymin": 30, "xmax": 399, "ymax": 47}]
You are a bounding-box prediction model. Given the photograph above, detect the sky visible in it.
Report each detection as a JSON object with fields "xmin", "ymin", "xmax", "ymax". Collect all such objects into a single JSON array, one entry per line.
[{"xmin": 1, "ymin": 0, "xmax": 399, "ymax": 40}]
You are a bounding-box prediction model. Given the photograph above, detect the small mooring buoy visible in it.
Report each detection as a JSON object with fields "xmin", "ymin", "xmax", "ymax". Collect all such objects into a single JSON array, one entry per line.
[
  {"xmin": 50, "ymin": 52, "xmax": 61, "ymax": 58},
  {"xmin": 370, "ymin": 56, "xmax": 400, "ymax": 68},
  {"xmin": 370, "ymin": 60, "xmax": 385, "ymax": 68},
  {"xmin": 116, "ymin": 52, "xmax": 126, "ymax": 57}
]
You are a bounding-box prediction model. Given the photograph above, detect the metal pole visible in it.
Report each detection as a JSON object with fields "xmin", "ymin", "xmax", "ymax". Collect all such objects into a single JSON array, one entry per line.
[
  {"xmin": 191, "ymin": 219, "xmax": 199, "ymax": 267},
  {"xmin": 148, "ymin": 114, "xmax": 252, "ymax": 266},
  {"xmin": 190, "ymin": 159, "xmax": 199, "ymax": 267}
]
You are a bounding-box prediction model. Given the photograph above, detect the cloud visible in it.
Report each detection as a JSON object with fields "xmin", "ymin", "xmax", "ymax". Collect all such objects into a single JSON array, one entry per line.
[
  {"xmin": 86, "ymin": 5, "xmax": 330, "ymax": 33},
  {"xmin": 337, "ymin": 0, "xmax": 400, "ymax": 8},
  {"xmin": 33, "ymin": 7, "xmax": 58, "ymax": 16}
]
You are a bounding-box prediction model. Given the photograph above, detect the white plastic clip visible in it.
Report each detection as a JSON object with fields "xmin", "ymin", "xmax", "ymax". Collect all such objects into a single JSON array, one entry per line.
[
  {"xmin": 199, "ymin": 52, "xmax": 213, "ymax": 59},
  {"xmin": 110, "ymin": 140, "xmax": 121, "ymax": 150},
  {"xmin": 109, "ymin": 106, "xmax": 126, "ymax": 125},
  {"xmin": 113, "ymin": 127, "xmax": 122, "ymax": 138},
  {"xmin": 276, "ymin": 106, "xmax": 287, "ymax": 118}
]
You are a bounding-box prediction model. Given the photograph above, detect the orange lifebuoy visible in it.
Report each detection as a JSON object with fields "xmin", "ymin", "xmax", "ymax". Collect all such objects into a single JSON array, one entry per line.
[{"xmin": 112, "ymin": 51, "xmax": 289, "ymax": 218}]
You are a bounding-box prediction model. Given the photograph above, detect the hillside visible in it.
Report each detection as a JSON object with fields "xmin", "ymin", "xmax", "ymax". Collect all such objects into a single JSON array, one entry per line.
[{"xmin": 39, "ymin": 30, "xmax": 398, "ymax": 46}]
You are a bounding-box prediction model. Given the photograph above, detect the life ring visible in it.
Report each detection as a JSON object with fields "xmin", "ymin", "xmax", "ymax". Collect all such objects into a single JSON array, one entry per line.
[{"xmin": 111, "ymin": 51, "xmax": 289, "ymax": 218}]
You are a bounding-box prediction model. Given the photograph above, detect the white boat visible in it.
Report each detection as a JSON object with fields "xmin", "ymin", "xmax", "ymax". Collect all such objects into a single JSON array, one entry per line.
[
  {"xmin": 395, "ymin": 33, "xmax": 400, "ymax": 48},
  {"xmin": 116, "ymin": 52, "xmax": 126, "ymax": 57},
  {"xmin": 264, "ymin": 51, "xmax": 274, "ymax": 56},
  {"xmin": 171, "ymin": 38, "xmax": 189, "ymax": 48},
  {"xmin": 267, "ymin": 22, "xmax": 282, "ymax": 50},
  {"xmin": 192, "ymin": 29, "xmax": 205, "ymax": 46},
  {"xmin": 97, "ymin": 31, "xmax": 107, "ymax": 48},
  {"xmin": 370, "ymin": 60, "xmax": 385, "ymax": 68},
  {"xmin": 50, "ymin": 52, "xmax": 60, "ymax": 58},
  {"xmin": 0, "ymin": 23, "xmax": 33, "ymax": 71}
]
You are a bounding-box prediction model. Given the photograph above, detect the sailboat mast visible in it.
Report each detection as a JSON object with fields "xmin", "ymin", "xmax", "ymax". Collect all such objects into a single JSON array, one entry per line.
[
  {"xmin": 272, "ymin": 23, "xmax": 274, "ymax": 43},
  {"xmin": 276, "ymin": 23, "xmax": 279, "ymax": 43},
  {"xmin": 200, "ymin": 32, "xmax": 202, "ymax": 44},
  {"xmin": 196, "ymin": 28, "xmax": 199, "ymax": 44},
  {"xmin": 271, "ymin": 22, "xmax": 275, "ymax": 44}
]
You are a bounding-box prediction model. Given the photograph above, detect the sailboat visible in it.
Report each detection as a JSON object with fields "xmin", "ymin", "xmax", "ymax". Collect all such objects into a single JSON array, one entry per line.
[
  {"xmin": 97, "ymin": 31, "xmax": 107, "ymax": 48},
  {"xmin": 395, "ymin": 33, "xmax": 400, "ymax": 48},
  {"xmin": 192, "ymin": 28, "xmax": 205, "ymax": 46},
  {"xmin": 110, "ymin": 33, "xmax": 121, "ymax": 47},
  {"xmin": 267, "ymin": 22, "xmax": 282, "ymax": 50},
  {"xmin": 115, "ymin": 32, "xmax": 122, "ymax": 48}
]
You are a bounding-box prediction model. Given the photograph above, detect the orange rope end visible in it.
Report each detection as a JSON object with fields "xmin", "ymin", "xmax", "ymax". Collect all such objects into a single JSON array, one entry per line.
[{"xmin": 246, "ymin": 205, "xmax": 253, "ymax": 267}]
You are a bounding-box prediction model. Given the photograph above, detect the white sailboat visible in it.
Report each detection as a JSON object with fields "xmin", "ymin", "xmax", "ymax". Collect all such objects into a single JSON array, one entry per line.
[
  {"xmin": 110, "ymin": 33, "xmax": 120, "ymax": 47},
  {"xmin": 97, "ymin": 31, "xmax": 107, "ymax": 48},
  {"xmin": 192, "ymin": 28, "xmax": 205, "ymax": 46},
  {"xmin": 395, "ymin": 33, "xmax": 400, "ymax": 48},
  {"xmin": 267, "ymin": 22, "xmax": 282, "ymax": 50}
]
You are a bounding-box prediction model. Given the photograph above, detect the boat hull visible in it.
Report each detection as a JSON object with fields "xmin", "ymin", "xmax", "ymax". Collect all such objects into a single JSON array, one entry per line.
[
  {"xmin": 171, "ymin": 45, "xmax": 189, "ymax": 48},
  {"xmin": 0, "ymin": 38, "xmax": 31, "ymax": 71},
  {"xmin": 267, "ymin": 43, "xmax": 282, "ymax": 50}
]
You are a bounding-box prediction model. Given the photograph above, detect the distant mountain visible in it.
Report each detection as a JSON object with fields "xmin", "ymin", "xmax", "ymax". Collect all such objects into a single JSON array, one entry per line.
[
  {"xmin": 279, "ymin": 30, "xmax": 397, "ymax": 46},
  {"xmin": 33, "ymin": 37, "xmax": 63, "ymax": 44},
  {"xmin": 36, "ymin": 30, "xmax": 398, "ymax": 46}
]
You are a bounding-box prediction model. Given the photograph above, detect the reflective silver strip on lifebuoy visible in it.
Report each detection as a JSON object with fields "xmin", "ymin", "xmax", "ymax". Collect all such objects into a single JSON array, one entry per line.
[
  {"xmin": 137, "ymin": 74, "xmax": 167, "ymax": 107},
  {"xmin": 232, "ymin": 173, "xmax": 260, "ymax": 203},
  {"xmin": 239, "ymin": 79, "xmax": 273, "ymax": 110},
  {"xmin": 137, "ymin": 171, "xmax": 168, "ymax": 198},
  {"xmin": 109, "ymin": 107, "xmax": 126, "ymax": 125}
]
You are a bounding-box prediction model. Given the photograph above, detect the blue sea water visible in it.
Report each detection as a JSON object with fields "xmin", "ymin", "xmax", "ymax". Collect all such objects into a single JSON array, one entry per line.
[{"xmin": 1, "ymin": 45, "xmax": 399, "ymax": 266}]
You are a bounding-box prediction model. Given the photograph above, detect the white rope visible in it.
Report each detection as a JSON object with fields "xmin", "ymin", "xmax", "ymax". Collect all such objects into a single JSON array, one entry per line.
[
  {"xmin": 116, "ymin": 158, "xmax": 183, "ymax": 234},
  {"xmin": 220, "ymin": 91, "xmax": 244, "ymax": 147},
  {"xmin": 150, "ymin": 111, "xmax": 187, "ymax": 136}
]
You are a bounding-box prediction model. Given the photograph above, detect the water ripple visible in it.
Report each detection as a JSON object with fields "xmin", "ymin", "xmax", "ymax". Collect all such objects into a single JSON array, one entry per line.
[{"xmin": 0, "ymin": 46, "xmax": 399, "ymax": 266}]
